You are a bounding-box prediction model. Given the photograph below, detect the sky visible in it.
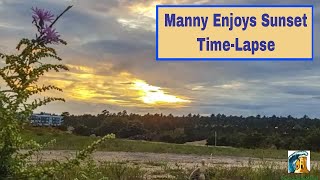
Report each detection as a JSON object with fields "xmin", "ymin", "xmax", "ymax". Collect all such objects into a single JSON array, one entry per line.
[{"xmin": 0, "ymin": 0, "xmax": 319, "ymax": 117}]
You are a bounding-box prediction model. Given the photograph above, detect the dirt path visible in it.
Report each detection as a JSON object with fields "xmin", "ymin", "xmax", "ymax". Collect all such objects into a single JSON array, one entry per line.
[
  {"xmin": 27, "ymin": 150, "xmax": 320, "ymax": 179},
  {"xmin": 29, "ymin": 150, "xmax": 299, "ymax": 169}
]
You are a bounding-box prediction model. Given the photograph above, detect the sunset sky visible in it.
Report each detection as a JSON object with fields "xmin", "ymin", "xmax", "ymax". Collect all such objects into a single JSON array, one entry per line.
[{"xmin": 0, "ymin": 0, "xmax": 319, "ymax": 117}]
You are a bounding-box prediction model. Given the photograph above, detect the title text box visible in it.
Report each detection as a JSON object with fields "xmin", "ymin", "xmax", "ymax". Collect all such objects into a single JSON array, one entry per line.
[{"xmin": 156, "ymin": 5, "xmax": 314, "ymax": 61}]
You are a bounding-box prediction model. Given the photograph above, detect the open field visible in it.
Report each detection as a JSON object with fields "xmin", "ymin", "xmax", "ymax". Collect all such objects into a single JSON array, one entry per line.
[
  {"xmin": 28, "ymin": 150, "xmax": 320, "ymax": 179},
  {"xmin": 29, "ymin": 150, "xmax": 288, "ymax": 168},
  {"xmin": 19, "ymin": 128, "xmax": 320, "ymax": 179},
  {"xmin": 23, "ymin": 128, "xmax": 320, "ymax": 160},
  {"xmin": 29, "ymin": 150, "xmax": 320, "ymax": 169}
]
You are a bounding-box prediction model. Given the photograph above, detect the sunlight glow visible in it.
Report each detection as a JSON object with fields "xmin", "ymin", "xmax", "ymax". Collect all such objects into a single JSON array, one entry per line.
[
  {"xmin": 129, "ymin": 1, "xmax": 160, "ymax": 19},
  {"xmin": 72, "ymin": 86, "xmax": 96, "ymax": 100},
  {"xmin": 132, "ymin": 80, "xmax": 190, "ymax": 104},
  {"xmin": 42, "ymin": 64, "xmax": 190, "ymax": 108}
]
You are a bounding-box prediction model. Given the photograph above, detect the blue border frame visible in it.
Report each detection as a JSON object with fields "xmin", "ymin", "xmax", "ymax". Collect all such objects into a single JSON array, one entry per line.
[{"xmin": 155, "ymin": 4, "xmax": 314, "ymax": 61}]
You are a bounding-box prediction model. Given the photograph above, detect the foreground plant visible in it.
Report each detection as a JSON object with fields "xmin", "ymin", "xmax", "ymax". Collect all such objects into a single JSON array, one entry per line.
[{"xmin": 0, "ymin": 6, "xmax": 113, "ymax": 179}]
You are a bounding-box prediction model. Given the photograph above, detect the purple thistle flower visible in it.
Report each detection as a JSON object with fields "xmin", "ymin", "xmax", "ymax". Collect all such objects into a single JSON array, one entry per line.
[
  {"xmin": 32, "ymin": 7, "xmax": 55, "ymax": 24},
  {"xmin": 42, "ymin": 25, "xmax": 60, "ymax": 44}
]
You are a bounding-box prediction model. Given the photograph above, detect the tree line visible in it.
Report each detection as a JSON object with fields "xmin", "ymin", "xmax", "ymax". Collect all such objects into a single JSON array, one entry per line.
[{"xmin": 59, "ymin": 111, "xmax": 320, "ymax": 151}]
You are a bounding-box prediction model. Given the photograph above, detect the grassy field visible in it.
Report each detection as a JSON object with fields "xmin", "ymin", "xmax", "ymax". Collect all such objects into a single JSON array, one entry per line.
[
  {"xmin": 22, "ymin": 127, "xmax": 320, "ymax": 160},
  {"xmin": 20, "ymin": 127, "xmax": 320, "ymax": 179},
  {"xmin": 36, "ymin": 159, "xmax": 320, "ymax": 180}
]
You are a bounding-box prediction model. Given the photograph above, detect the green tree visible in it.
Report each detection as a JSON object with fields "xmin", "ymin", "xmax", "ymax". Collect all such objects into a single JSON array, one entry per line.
[{"xmin": 61, "ymin": 112, "xmax": 70, "ymax": 117}]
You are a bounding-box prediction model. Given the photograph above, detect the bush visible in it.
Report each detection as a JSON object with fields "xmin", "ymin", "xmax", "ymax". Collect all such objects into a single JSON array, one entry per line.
[{"xmin": 0, "ymin": 5, "xmax": 114, "ymax": 179}]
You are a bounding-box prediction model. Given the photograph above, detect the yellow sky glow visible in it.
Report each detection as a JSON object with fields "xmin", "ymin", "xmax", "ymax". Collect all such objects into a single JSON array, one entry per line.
[
  {"xmin": 41, "ymin": 64, "xmax": 190, "ymax": 108},
  {"xmin": 132, "ymin": 80, "xmax": 190, "ymax": 105},
  {"xmin": 130, "ymin": 2, "xmax": 159, "ymax": 19}
]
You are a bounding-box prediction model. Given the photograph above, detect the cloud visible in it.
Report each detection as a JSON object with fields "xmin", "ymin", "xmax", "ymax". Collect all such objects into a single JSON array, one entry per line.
[
  {"xmin": 0, "ymin": 0, "xmax": 319, "ymax": 117},
  {"xmin": 39, "ymin": 63, "xmax": 190, "ymax": 109},
  {"xmin": 82, "ymin": 39, "xmax": 153, "ymax": 55}
]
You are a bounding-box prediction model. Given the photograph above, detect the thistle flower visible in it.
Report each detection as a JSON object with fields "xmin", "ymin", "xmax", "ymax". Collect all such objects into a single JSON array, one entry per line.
[
  {"xmin": 42, "ymin": 25, "xmax": 60, "ymax": 44},
  {"xmin": 32, "ymin": 7, "xmax": 55, "ymax": 24}
]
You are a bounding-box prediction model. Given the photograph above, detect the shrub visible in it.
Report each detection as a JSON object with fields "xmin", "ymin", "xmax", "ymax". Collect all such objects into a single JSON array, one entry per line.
[{"xmin": 0, "ymin": 5, "xmax": 114, "ymax": 179}]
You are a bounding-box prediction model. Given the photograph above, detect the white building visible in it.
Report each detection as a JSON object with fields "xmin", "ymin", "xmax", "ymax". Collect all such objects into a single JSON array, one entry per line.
[{"xmin": 30, "ymin": 113, "xmax": 63, "ymax": 126}]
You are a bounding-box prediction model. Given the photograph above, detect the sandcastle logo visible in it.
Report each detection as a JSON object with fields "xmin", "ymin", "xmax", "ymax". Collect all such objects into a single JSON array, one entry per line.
[{"xmin": 288, "ymin": 150, "xmax": 310, "ymax": 173}]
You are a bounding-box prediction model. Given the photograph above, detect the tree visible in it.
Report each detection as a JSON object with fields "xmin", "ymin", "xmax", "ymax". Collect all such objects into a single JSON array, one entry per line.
[
  {"xmin": 61, "ymin": 112, "xmax": 70, "ymax": 117},
  {"xmin": 101, "ymin": 109, "xmax": 110, "ymax": 116},
  {"xmin": 118, "ymin": 121, "xmax": 145, "ymax": 138}
]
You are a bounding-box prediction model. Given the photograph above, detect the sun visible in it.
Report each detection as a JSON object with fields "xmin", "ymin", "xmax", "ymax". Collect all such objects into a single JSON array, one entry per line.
[{"xmin": 132, "ymin": 80, "xmax": 190, "ymax": 105}]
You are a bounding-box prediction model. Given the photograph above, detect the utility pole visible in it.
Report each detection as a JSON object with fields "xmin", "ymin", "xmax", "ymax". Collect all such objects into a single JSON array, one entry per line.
[{"xmin": 215, "ymin": 131, "xmax": 217, "ymax": 147}]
